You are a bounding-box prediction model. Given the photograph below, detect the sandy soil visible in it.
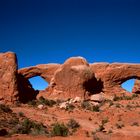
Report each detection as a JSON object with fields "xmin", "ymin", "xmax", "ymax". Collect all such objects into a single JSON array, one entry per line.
[{"xmin": 0, "ymin": 94, "xmax": 140, "ymax": 140}]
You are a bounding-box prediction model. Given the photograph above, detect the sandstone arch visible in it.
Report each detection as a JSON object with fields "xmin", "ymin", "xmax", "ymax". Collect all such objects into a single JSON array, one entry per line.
[
  {"xmin": 17, "ymin": 64, "xmax": 61, "ymax": 102},
  {"xmin": 18, "ymin": 64, "xmax": 61, "ymax": 83},
  {"xmin": 2, "ymin": 51, "xmax": 140, "ymax": 104},
  {"xmin": 18, "ymin": 59, "xmax": 140, "ymax": 100},
  {"xmin": 90, "ymin": 63, "xmax": 140, "ymax": 96}
]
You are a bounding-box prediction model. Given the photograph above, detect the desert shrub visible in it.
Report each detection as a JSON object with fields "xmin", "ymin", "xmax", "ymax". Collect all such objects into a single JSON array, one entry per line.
[
  {"xmin": 65, "ymin": 104, "xmax": 75, "ymax": 111},
  {"xmin": 56, "ymin": 99, "xmax": 65, "ymax": 104},
  {"xmin": 101, "ymin": 117, "xmax": 109, "ymax": 125},
  {"xmin": 109, "ymin": 101, "xmax": 114, "ymax": 106},
  {"xmin": 81, "ymin": 101, "xmax": 90, "ymax": 109},
  {"xmin": 81, "ymin": 101, "xmax": 100, "ymax": 112},
  {"xmin": 96, "ymin": 118, "xmax": 109, "ymax": 133},
  {"xmin": 115, "ymin": 103, "xmax": 121, "ymax": 108},
  {"xmin": 67, "ymin": 119, "xmax": 80, "ymax": 129},
  {"xmin": 113, "ymin": 95, "xmax": 123, "ymax": 101},
  {"xmin": 18, "ymin": 112, "xmax": 24, "ymax": 117},
  {"xmin": 131, "ymin": 122, "xmax": 139, "ymax": 126},
  {"xmin": 51, "ymin": 122, "xmax": 69, "ymax": 137},
  {"xmin": 126, "ymin": 104, "xmax": 132, "ymax": 110},
  {"xmin": 0, "ymin": 104, "xmax": 12, "ymax": 113},
  {"xmin": 27, "ymin": 100, "xmax": 37, "ymax": 106},
  {"xmin": 38, "ymin": 97, "xmax": 56, "ymax": 107},
  {"xmin": 132, "ymin": 94, "xmax": 138, "ymax": 98},
  {"xmin": 91, "ymin": 105, "xmax": 100, "ymax": 112},
  {"xmin": 8, "ymin": 118, "xmax": 19, "ymax": 126},
  {"xmin": 113, "ymin": 94, "xmax": 138, "ymax": 101},
  {"xmin": 97, "ymin": 124, "xmax": 105, "ymax": 132},
  {"xmin": 11, "ymin": 118, "xmax": 48, "ymax": 135},
  {"xmin": 115, "ymin": 122, "xmax": 124, "ymax": 129}
]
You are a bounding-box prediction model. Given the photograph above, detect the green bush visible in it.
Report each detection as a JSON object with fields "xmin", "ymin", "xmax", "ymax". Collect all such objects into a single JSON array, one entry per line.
[
  {"xmin": 51, "ymin": 122, "xmax": 69, "ymax": 137},
  {"xmin": 12, "ymin": 118, "xmax": 48, "ymax": 135},
  {"xmin": 38, "ymin": 97, "xmax": 56, "ymax": 107},
  {"xmin": 81, "ymin": 101, "xmax": 90, "ymax": 109},
  {"xmin": 27, "ymin": 100, "xmax": 37, "ymax": 106},
  {"xmin": 91, "ymin": 105, "xmax": 100, "ymax": 112},
  {"xmin": 101, "ymin": 118, "xmax": 109, "ymax": 125},
  {"xmin": 67, "ymin": 119, "xmax": 80, "ymax": 129},
  {"xmin": 0, "ymin": 104, "xmax": 12, "ymax": 113},
  {"xmin": 65, "ymin": 104, "xmax": 75, "ymax": 111},
  {"xmin": 115, "ymin": 122, "xmax": 124, "ymax": 129},
  {"xmin": 81, "ymin": 101, "xmax": 100, "ymax": 112},
  {"xmin": 18, "ymin": 112, "xmax": 24, "ymax": 117},
  {"xmin": 113, "ymin": 95, "xmax": 123, "ymax": 101},
  {"xmin": 97, "ymin": 124, "xmax": 105, "ymax": 132},
  {"xmin": 113, "ymin": 94, "xmax": 138, "ymax": 101},
  {"xmin": 131, "ymin": 122, "xmax": 139, "ymax": 126}
]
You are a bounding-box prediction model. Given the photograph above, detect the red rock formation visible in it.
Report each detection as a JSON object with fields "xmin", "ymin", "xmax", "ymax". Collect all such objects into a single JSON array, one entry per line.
[
  {"xmin": 45, "ymin": 57, "xmax": 97, "ymax": 99},
  {"xmin": 18, "ymin": 64, "xmax": 60, "ymax": 83},
  {"xmin": 132, "ymin": 79, "xmax": 140, "ymax": 94},
  {"xmin": 17, "ymin": 74, "xmax": 38, "ymax": 103},
  {"xmin": 18, "ymin": 64, "xmax": 60, "ymax": 102},
  {"xmin": 0, "ymin": 52, "xmax": 19, "ymax": 104},
  {"xmin": 2, "ymin": 51, "xmax": 140, "ymax": 103},
  {"xmin": 18, "ymin": 57, "xmax": 140, "ymax": 101},
  {"xmin": 90, "ymin": 63, "xmax": 140, "ymax": 96}
]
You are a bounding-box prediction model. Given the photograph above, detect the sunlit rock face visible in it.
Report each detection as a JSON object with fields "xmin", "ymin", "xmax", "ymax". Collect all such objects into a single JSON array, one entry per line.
[
  {"xmin": 45, "ymin": 57, "xmax": 98, "ymax": 100},
  {"xmin": 90, "ymin": 63, "xmax": 140, "ymax": 96},
  {"xmin": 132, "ymin": 79, "xmax": 140, "ymax": 94},
  {"xmin": 19, "ymin": 56, "xmax": 140, "ymax": 101},
  {"xmin": 0, "ymin": 52, "xmax": 19, "ymax": 104}
]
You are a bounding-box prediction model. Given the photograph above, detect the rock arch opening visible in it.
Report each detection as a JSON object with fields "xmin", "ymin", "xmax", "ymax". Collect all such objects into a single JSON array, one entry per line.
[
  {"xmin": 121, "ymin": 79, "xmax": 135, "ymax": 92},
  {"xmin": 29, "ymin": 76, "xmax": 48, "ymax": 91},
  {"xmin": 83, "ymin": 78, "xmax": 103, "ymax": 95}
]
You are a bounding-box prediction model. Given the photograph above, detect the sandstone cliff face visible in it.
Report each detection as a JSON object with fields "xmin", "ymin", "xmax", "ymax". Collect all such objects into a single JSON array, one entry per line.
[
  {"xmin": 90, "ymin": 63, "xmax": 140, "ymax": 96},
  {"xmin": 132, "ymin": 79, "xmax": 140, "ymax": 94},
  {"xmin": 45, "ymin": 57, "xmax": 97, "ymax": 99},
  {"xmin": 18, "ymin": 64, "xmax": 60, "ymax": 83},
  {"xmin": 0, "ymin": 52, "xmax": 19, "ymax": 104}
]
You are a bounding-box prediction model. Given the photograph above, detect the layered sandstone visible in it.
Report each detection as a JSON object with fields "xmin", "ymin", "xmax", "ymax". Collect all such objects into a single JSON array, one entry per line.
[
  {"xmin": 0, "ymin": 52, "xmax": 19, "ymax": 104},
  {"xmin": 132, "ymin": 79, "xmax": 140, "ymax": 94}
]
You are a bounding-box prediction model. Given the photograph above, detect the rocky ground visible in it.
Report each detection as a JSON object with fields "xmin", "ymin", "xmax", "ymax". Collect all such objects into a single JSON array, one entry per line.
[{"xmin": 0, "ymin": 94, "xmax": 140, "ymax": 140}]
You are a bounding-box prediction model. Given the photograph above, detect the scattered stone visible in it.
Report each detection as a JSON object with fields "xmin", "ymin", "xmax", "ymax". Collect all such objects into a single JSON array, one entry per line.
[
  {"xmin": 59, "ymin": 102, "xmax": 68, "ymax": 109},
  {"xmin": 90, "ymin": 94, "xmax": 104, "ymax": 102},
  {"xmin": 90, "ymin": 101, "xmax": 100, "ymax": 106},
  {"xmin": 37, "ymin": 104, "xmax": 44, "ymax": 109},
  {"xmin": 73, "ymin": 97, "xmax": 81, "ymax": 103}
]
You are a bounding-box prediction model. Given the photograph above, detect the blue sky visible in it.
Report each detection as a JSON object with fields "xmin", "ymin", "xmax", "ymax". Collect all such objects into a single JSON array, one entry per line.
[{"xmin": 0, "ymin": 0, "xmax": 140, "ymax": 91}]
